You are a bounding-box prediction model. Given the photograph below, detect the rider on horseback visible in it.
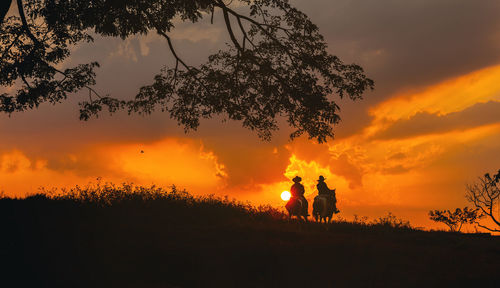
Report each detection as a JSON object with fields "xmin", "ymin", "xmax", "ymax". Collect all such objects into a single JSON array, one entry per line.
[
  {"xmin": 316, "ymin": 175, "xmax": 340, "ymax": 213},
  {"xmin": 290, "ymin": 176, "xmax": 309, "ymax": 216}
]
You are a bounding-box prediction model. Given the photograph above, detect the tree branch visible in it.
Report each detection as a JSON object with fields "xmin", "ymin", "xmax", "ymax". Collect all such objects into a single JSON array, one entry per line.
[
  {"xmin": 1, "ymin": 31, "xmax": 21, "ymax": 61},
  {"xmin": 155, "ymin": 30, "xmax": 213, "ymax": 96},
  {"xmin": 49, "ymin": 65, "xmax": 103, "ymax": 99},
  {"xmin": 215, "ymin": 3, "xmax": 301, "ymax": 71},
  {"xmin": 156, "ymin": 30, "xmax": 195, "ymax": 72},
  {"xmin": 0, "ymin": 0, "xmax": 12, "ymax": 25},
  {"xmin": 218, "ymin": 4, "xmax": 291, "ymax": 46},
  {"xmin": 221, "ymin": 6, "xmax": 243, "ymax": 52},
  {"xmin": 476, "ymin": 223, "xmax": 500, "ymax": 232},
  {"xmin": 235, "ymin": 14, "xmax": 257, "ymax": 49},
  {"xmin": 20, "ymin": 73, "xmax": 31, "ymax": 88},
  {"xmin": 17, "ymin": 0, "xmax": 41, "ymax": 47}
]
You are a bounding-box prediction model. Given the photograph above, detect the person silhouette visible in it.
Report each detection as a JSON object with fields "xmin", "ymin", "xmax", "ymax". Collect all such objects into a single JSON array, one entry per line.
[
  {"xmin": 290, "ymin": 176, "xmax": 309, "ymax": 216},
  {"xmin": 316, "ymin": 175, "xmax": 339, "ymax": 213}
]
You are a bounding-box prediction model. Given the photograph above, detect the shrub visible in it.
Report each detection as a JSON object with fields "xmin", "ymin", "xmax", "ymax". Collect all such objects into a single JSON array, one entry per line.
[{"xmin": 428, "ymin": 207, "xmax": 481, "ymax": 232}]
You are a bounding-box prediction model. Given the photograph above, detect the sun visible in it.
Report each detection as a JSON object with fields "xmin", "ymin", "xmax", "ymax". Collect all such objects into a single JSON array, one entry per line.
[{"xmin": 281, "ymin": 191, "xmax": 291, "ymax": 201}]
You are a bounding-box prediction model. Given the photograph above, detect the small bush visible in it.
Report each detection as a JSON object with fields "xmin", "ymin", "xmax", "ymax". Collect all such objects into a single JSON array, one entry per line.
[{"xmin": 372, "ymin": 212, "xmax": 412, "ymax": 229}]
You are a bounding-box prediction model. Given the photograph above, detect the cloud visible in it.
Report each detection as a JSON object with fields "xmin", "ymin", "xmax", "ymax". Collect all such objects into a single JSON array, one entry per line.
[
  {"xmin": 301, "ymin": 0, "xmax": 500, "ymax": 90},
  {"xmin": 374, "ymin": 101, "xmax": 500, "ymax": 140},
  {"xmin": 361, "ymin": 64, "xmax": 500, "ymax": 141},
  {"xmin": 0, "ymin": 150, "xmax": 35, "ymax": 174},
  {"xmin": 369, "ymin": 65, "xmax": 500, "ymax": 122},
  {"xmin": 329, "ymin": 153, "xmax": 364, "ymax": 189},
  {"xmin": 208, "ymin": 143, "xmax": 291, "ymax": 192},
  {"xmin": 0, "ymin": 138, "xmax": 228, "ymax": 197}
]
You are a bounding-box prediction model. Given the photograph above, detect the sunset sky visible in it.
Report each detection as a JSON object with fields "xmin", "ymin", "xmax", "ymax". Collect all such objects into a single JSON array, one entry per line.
[{"xmin": 1, "ymin": 0, "xmax": 500, "ymax": 230}]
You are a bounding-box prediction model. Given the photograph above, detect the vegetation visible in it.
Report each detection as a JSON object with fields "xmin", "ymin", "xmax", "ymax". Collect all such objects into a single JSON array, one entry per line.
[
  {"xmin": 466, "ymin": 169, "xmax": 500, "ymax": 232},
  {"xmin": 0, "ymin": 0, "xmax": 373, "ymax": 142},
  {"xmin": 427, "ymin": 169, "xmax": 500, "ymax": 233},
  {"xmin": 428, "ymin": 207, "xmax": 482, "ymax": 232},
  {"xmin": 1, "ymin": 183, "xmax": 498, "ymax": 287}
]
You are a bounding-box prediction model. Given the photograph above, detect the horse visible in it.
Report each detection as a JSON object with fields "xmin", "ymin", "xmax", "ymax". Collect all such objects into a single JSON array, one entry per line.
[
  {"xmin": 285, "ymin": 197, "xmax": 308, "ymax": 222},
  {"xmin": 312, "ymin": 193, "xmax": 339, "ymax": 223}
]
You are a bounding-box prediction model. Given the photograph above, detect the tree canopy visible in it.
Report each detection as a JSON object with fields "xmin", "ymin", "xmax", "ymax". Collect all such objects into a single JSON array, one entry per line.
[{"xmin": 0, "ymin": 0, "xmax": 374, "ymax": 142}]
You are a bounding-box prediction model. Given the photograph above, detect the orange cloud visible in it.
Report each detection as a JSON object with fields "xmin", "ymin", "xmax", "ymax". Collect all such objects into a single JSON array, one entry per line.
[
  {"xmin": 0, "ymin": 138, "xmax": 228, "ymax": 197},
  {"xmin": 370, "ymin": 64, "xmax": 500, "ymax": 120},
  {"xmin": 372, "ymin": 101, "xmax": 500, "ymax": 140},
  {"xmin": 108, "ymin": 138, "xmax": 228, "ymax": 189},
  {"xmin": 365, "ymin": 64, "xmax": 500, "ymax": 138},
  {"xmin": 0, "ymin": 150, "xmax": 90, "ymax": 196}
]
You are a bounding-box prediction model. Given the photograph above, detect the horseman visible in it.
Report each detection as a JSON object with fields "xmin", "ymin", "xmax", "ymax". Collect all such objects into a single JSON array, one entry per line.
[
  {"xmin": 316, "ymin": 175, "xmax": 340, "ymax": 213},
  {"xmin": 290, "ymin": 176, "xmax": 309, "ymax": 216}
]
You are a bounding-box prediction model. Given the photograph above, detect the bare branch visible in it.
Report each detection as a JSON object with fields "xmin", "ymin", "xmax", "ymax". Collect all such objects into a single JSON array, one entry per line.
[
  {"xmin": 156, "ymin": 30, "xmax": 194, "ymax": 72},
  {"xmin": 210, "ymin": 5, "xmax": 215, "ymax": 24},
  {"xmin": 476, "ymin": 223, "xmax": 500, "ymax": 232},
  {"xmin": 466, "ymin": 171, "xmax": 500, "ymax": 231},
  {"xmin": 221, "ymin": 6, "xmax": 243, "ymax": 53},
  {"xmin": 215, "ymin": 3, "xmax": 304, "ymax": 76},
  {"xmin": 154, "ymin": 30, "xmax": 213, "ymax": 97},
  {"xmin": 235, "ymin": 15, "xmax": 256, "ymax": 49}
]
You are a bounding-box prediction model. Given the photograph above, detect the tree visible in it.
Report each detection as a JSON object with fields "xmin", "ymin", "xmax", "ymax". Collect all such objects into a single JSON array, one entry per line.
[
  {"xmin": 428, "ymin": 207, "xmax": 481, "ymax": 232},
  {"xmin": 466, "ymin": 169, "xmax": 500, "ymax": 232},
  {"xmin": 0, "ymin": 0, "xmax": 374, "ymax": 142}
]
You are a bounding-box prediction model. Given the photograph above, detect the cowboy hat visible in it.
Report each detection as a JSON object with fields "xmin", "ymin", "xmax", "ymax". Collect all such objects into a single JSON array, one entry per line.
[
  {"xmin": 318, "ymin": 175, "xmax": 326, "ymax": 181},
  {"xmin": 292, "ymin": 176, "xmax": 302, "ymax": 182}
]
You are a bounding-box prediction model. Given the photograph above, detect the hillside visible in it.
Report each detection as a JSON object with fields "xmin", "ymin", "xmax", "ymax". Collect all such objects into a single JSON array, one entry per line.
[{"xmin": 1, "ymin": 184, "xmax": 498, "ymax": 288}]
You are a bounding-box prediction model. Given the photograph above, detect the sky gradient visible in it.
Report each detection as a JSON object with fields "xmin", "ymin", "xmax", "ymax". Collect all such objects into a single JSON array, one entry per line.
[{"xmin": 1, "ymin": 0, "xmax": 500, "ymax": 230}]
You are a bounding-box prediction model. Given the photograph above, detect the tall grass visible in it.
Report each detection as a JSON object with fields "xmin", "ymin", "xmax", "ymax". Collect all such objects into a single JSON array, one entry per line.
[
  {"xmin": 3, "ymin": 182, "xmax": 418, "ymax": 234},
  {"xmin": 13, "ymin": 182, "xmax": 288, "ymax": 226}
]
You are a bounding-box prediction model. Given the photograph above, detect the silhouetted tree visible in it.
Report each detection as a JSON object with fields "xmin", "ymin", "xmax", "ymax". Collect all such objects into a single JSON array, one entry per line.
[
  {"xmin": 466, "ymin": 170, "xmax": 500, "ymax": 232},
  {"xmin": 428, "ymin": 207, "xmax": 481, "ymax": 232},
  {"xmin": 0, "ymin": 0, "xmax": 373, "ymax": 142}
]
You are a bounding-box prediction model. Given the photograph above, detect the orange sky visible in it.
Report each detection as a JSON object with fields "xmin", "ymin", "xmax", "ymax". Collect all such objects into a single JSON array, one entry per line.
[{"xmin": 1, "ymin": 0, "xmax": 500, "ymax": 231}]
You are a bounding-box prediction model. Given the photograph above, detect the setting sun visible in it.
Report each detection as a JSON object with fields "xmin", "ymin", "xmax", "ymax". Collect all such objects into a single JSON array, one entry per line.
[{"xmin": 281, "ymin": 191, "xmax": 291, "ymax": 201}]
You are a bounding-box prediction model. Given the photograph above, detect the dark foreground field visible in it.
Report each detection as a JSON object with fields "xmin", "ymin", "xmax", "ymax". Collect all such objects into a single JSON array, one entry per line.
[{"xmin": 1, "ymin": 184, "xmax": 499, "ymax": 288}]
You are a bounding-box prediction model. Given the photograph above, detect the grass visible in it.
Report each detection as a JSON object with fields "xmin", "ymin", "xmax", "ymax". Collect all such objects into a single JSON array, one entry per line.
[{"xmin": 1, "ymin": 183, "xmax": 499, "ymax": 287}]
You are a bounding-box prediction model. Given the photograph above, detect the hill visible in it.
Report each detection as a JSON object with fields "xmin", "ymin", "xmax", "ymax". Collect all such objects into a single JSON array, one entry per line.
[{"xmin": 1, "ymin": 183, "xmax": 498, "ymax": 287}]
